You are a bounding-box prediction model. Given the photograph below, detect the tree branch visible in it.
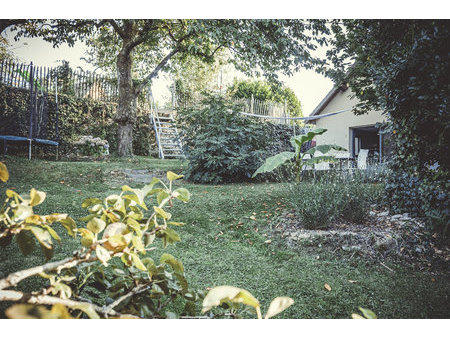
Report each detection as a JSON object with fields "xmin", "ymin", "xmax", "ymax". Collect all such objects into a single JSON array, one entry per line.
[
  {"xmin": 102, "ymin": 283, "xmax": 152, "ymax": 313},
  {"xmin": 134, "ymin": 47, "xmax": 181, "ymax": 95},
  {"xmin": 108, "ymin": 19, "xmax": 126, "ymax": 40},
  {"xmin": 0, "ymin": 253, "xmax": 96, "ymax": 290},
  {"xmin": 0, "ymin": 289, "xmax": 140, "ymax": 318}
]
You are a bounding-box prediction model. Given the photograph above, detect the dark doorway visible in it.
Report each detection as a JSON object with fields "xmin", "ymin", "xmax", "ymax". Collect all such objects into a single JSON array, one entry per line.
[{"xmin": 350, "ymin": 125, "xmax": 382, "ymax": 162}]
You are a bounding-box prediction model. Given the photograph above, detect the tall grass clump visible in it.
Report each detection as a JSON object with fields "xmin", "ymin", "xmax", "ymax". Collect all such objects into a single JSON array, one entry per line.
[{"xmin": 287, "ymin": 167, "xmax": 386, "ymax": 229}]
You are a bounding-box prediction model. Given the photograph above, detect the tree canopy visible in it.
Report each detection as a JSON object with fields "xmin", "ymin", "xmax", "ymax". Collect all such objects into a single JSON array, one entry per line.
[{"xmin": 227, "ymin": 78, "xmax": 303, "ymax": 117}]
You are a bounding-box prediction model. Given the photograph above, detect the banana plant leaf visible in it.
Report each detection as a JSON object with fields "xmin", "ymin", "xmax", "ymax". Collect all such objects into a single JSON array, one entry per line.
[{"xmin": 252, "ymin": 151, "xmax": 295, "ymax": 178}]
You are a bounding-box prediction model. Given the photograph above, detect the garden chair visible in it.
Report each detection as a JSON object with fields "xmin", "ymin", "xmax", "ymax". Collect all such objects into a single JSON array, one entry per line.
[{"xmin": 357, "ymin": 149, "xmax": 369, "ymax": 169}]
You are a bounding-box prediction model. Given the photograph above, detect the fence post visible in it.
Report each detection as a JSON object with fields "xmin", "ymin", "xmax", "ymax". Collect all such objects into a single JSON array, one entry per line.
[
  {"xmin": 284, "ymin": 99, "xmax": 288, "ymax": 125},
  {"xmin": 28, "ymin": 62, "xmax": 34, "ymax": 160}
]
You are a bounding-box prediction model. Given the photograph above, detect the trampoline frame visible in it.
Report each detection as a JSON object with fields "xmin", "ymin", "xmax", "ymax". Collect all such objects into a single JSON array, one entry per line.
[{"xmin": 1, "ymin": 62, "xmax": 60, "ymax": 160}]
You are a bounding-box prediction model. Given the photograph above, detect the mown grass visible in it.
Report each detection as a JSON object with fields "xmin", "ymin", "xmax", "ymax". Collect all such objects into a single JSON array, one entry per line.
[{"xmin": 0, "ymin": 156, "xmax": 449, "ymax": 318}]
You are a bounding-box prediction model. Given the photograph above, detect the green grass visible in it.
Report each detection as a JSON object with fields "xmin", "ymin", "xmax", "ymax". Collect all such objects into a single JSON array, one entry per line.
[{"xmin": 1, "ymin": 156, "xmax": 449, "ymax": 318}]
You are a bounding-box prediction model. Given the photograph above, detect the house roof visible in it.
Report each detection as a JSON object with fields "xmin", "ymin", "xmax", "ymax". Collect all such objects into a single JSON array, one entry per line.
[{"xmin": 310, "ymin": 84, "xmax": 348, "ymax": 116}]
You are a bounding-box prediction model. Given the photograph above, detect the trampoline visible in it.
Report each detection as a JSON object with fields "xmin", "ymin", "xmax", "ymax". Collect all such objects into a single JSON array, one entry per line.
[{"xmin": 0, "ymin": 62, "xmax": 60, "ymax": 159}]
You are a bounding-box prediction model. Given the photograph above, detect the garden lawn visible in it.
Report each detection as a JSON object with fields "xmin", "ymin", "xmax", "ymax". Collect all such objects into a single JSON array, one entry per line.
[{"xmin": 0, "ymin": 156, "xmax": 448, "ymax": 318}]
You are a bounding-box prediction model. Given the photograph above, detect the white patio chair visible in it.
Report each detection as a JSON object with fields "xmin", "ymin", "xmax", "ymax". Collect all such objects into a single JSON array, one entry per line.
[{"xmin": 357, "ymin": 149, "xmax": 369, "ymax": 169}]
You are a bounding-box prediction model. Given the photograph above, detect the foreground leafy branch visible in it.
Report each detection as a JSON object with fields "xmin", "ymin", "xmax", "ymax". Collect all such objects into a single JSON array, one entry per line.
[{"xmin": 0, "ymin": 163, "xmax": 199, "ymax": 318}]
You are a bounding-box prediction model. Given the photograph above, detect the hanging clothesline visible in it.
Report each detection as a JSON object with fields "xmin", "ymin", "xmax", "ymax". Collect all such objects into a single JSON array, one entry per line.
[{"xmin": 240, "ymin": 108, "xmax": 351, "ymax": 121}]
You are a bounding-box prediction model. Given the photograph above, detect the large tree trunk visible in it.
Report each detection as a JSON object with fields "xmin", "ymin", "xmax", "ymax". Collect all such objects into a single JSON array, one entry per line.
[{"xmin": 115, "ymin": 45, "xmax": 137, "ymax": 157}]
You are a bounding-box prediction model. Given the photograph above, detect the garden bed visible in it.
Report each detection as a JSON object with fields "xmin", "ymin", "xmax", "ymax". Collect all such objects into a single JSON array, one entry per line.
[{"xmin": 274, "ymin": 208, "xmax": 450, "ymax": 270}]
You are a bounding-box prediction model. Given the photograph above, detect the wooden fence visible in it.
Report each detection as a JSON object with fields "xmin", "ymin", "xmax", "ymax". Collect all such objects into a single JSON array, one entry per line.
[{"xmin": 0, "ymin": 59, "xmax": 119, "ymax": 102}]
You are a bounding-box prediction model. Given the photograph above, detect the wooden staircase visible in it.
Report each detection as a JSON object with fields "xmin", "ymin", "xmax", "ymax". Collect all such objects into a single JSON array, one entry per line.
[{"xmin": 148, "ymin": 92, "xmax": 184, "ymax": 159}]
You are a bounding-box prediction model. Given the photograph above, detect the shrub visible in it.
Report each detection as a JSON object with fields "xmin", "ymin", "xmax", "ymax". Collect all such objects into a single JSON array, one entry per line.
[
  {"xmin": 73, "ymin": 135, "xmax": 109, "ymax": 157},
  {"xmin": 177, "ymin": 94, "xmax": 294, "ymax": 184}
]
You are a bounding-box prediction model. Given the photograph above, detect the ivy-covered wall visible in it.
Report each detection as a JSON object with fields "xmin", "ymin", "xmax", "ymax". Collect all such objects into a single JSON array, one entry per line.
[{"xmin": 0, "ymin": 84, "xmax": 156, "ymax": 157}]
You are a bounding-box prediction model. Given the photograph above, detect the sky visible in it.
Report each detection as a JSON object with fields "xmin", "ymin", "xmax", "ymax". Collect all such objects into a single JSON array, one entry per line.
[{"xmin": 3, "ymin": 31, "xmax": 333, "ymax": 116}]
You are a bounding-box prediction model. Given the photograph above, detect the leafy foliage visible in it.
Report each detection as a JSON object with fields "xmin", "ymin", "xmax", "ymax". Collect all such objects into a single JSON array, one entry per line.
[
  {"xmin": 227, "ymin": 78, "xmax": 303, "ymax": 117},
  {"xmin": 0, "ymin": 164, "xmax": 203, "ymax": 318},
  {"xmin": 352, "ymin": 307, "xmax": 377, "ymax": 319},
  {"xmin": 177, "ymin": 94, "xmax": 295, "ymax": 184},
  {"xmin": 326, "ymin": 20, "xmax": 449, "ymax": 235}
]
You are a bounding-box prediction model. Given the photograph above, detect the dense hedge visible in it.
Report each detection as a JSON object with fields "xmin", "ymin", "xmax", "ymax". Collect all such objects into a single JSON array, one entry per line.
[
  {"xmin": 0, "ymin": 84, "xmax": 155, "ymax": 157},
  {"xmin": 177, "ymin": 94, "xmax": 296, "ymax": 184}
]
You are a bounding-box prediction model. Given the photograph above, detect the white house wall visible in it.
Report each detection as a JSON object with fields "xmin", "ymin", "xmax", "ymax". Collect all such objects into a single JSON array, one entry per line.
[{"xmin": 313, "ymin": 89, "xmax": 385, "ymax": 152}]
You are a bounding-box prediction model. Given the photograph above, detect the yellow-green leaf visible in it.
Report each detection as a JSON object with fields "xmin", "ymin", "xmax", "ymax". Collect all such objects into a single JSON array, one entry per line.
[
  {"xmin": 359, "ymin": 307, "xmax": 377, "ymax": 319},
  {"xmin": 0, "ymin": 162, "xmax": 9, "ymax": 182},
  {"xmin": 87, "ymin": 217, "xmax": 106, "ymax": 234},
  {"xmin": 41, "ymin": 224, "xmax": 61, "ymax": 242},
  {"xmin": 59, "ymin": 216, "xmax": 77, "ymax": 238},
  {"xmin": 96, "ymin": 245, "xmax": 111, "ymax": 266},
  {"xmin": 161, "ymin": 228, "xmax": 180, "ymax": 247},
  {"xmin": 153, "ymin": 206, "xmax": 169, "ymax": 219},
  {"xmin": 202, "ymin": 286, "xmax": 260, "ymax": 313},
  {"xmin": 264, "ymin": 297, "xmax": 294, "ymax": 319},
  {"xmin": 127, "ymin": 218, "xmax": 142, "ymax": 236},
  {"xmin": 79, "ymin": 228, "xmax": 95, "ymax": 248},
  {"xmin": 30, "ymin": 188, "xmax": 46, "ymax": 207},
  {"xmin": 173, "ymin": 188, "xmax": 190, "ymax": 202},
  {"xmin": 6, "ymin": 189, "xmax": 20, "ymax": 199},
  {"xmin": 131, "ymin": 235, "xmax": 146, "ymax": 254},
  {"xmin": 160, "ymin": 253, "xmax": 184, "ymax": 274},
  {"xmin": 157, "ymin": 190, "xmax": 170, "ymax": 205},
  {"xmin": 29, "ymin": 226, "xmax": 52, "ymax": 249},
  {"xmin": 143, "ymin": 233, "xmax": 155, "ymax": 247},
  {"xmin": 167, "ymin": 221, "xmax": 185, "ymax": 226},
  {"xmin": 25, "ymin": 215, "xmax": 44, "ymax": 225},
  {"xmin": 130, "ymin": 253, "xmax": 147, "ymax": 271},
  {"xmin": 81, "ymin": 198, "xmax": 103, "ymax": 209},
  {"xmin": 45, "ymin": 213, "xmax": 68, "ymax": 224},
  {"xmin": 14, "ymin": 204, "xmax": 33, "ymax": 221},
  {"xmin": 102, "ymin": 222, "xmax": 127, "ymax": 239},
  {"xmin": 167, "ymin": 171, "xmax": 183, "ymax": 182},
  {"xmin": 351, "ymin": 313, "xmax": 365, "ymax": 319}
]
